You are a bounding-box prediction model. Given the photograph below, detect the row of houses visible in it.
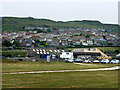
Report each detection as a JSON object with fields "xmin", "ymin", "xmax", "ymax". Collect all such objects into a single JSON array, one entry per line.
[{"xmin": 2, "ymin": 27, "xmax": 119, "ymax": 47}]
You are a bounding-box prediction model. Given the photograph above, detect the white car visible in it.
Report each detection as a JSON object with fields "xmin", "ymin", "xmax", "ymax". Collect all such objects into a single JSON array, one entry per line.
[
  {"xmin": 83, "ymin": 60, "xmax": 91, "ymax": 63},
  {"xmin": 110, "ymin": 59, "xmax": 119, "ymax": 64},
  {"xmin": 65, "ymin": 58, "xmax": 74, "ymax": 63},
  {"xmin": 74, "ymin": 59, "xmax": 83, "ymax": 63},
  {"xmin": 101, "ymin": 59, "xmax": 109, "ymax": 64},
  {"xmin": 93, "ymin": 60, "xmax": 100, "ymax": 63}
]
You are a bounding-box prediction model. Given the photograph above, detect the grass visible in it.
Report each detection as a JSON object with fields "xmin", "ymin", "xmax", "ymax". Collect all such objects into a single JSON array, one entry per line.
[
  {"xmin": 68, "ymin": 47, "xmax": 120, "ymax": 52},
  {"xmin": 2, "ymin": 59, "xmax": 118, "ymax": 73},
  {"xmin": 2, "ymin": 70, "xmax": 119, "ymax": 88},
  {"xmin": 2, "ymin": 59, "xmax": 119, "ymax": 88}
]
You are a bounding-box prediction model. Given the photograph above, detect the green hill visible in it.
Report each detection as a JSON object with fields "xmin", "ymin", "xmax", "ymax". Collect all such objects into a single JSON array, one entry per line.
[{"xmin": 2, "ymin": 17, "xmax": 119, "ymax": 32}]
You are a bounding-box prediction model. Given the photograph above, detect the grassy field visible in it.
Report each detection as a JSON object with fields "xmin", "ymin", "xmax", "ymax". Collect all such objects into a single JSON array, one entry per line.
[
  {"xmin": 2, "ymin": 70, "xmax": 118, "ymax": 88},
  {"xmin": 2, "ymin": 60, "xmax": 119, "ymax": 88},
  {"xmin": 2, "ymin": 59, "xmax": 118, "ymax": 73},
  {"xmin": 68, "ymin": 47, "xmax": 120, "ymax": 52}
]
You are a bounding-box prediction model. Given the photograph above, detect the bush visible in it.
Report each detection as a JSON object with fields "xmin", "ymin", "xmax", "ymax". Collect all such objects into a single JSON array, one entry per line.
[{"xmin": 2, "ymin": 40, "xmax": 12, "ymax": 47}]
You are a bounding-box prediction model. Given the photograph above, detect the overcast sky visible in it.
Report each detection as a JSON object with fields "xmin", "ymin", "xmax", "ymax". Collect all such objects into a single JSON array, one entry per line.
[{"xmin": 0, "ymin": 0, "xmax": 119, "ymax": 24}]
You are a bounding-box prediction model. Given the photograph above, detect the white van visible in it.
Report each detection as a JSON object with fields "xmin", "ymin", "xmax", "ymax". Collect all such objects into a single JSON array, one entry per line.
[{"xmin": 65, "ymin": 58, "xmax": 74, "ymax": 63}]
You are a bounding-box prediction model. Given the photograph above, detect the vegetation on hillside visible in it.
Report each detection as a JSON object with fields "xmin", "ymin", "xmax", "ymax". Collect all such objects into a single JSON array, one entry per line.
[{"xmin": 2, "ymin": 17, "xmax": 119, "ymax": 32}]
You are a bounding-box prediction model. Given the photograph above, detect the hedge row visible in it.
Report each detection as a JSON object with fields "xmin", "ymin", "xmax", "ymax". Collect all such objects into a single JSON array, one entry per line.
[{"xmin": 2, "ymin": 52, "xmax": 27, "ymax": 57}]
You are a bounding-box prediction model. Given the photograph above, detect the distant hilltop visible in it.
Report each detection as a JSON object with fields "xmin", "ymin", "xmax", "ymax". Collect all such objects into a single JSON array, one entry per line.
[{"xmin": 2, "ymin": 17, "xmax": 119, "ymax": 32}]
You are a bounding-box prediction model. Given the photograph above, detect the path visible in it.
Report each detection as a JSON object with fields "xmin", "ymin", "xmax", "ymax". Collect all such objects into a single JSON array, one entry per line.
[{"xmin": 2, "ymin": 66, "xmax": 119, "ymax": 75}]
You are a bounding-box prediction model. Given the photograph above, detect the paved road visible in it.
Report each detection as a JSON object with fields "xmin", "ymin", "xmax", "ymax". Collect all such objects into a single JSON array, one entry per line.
[{"xmin": 3, "ymin": 66, "xmax": 119, "ymax": 75}]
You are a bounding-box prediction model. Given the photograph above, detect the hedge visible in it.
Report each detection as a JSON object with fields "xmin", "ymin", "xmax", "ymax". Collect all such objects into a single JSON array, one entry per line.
[{"xmin": 2, "ymin": 52, "xmax": 27, "ymax": 57}]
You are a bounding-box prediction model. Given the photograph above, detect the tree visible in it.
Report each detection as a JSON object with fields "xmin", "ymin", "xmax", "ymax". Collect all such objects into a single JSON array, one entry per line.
[
  {"xmin": 47, "ymin": 28, "xmax": 51, "ymax": 32},
  {"xmin": 85, "ymin": 34, "xmax": 90, "ymax": 38},
  {"xmin": 45, "ymin": 43, "xmax": 49, "ymax": 47},
  {"xmin": 79, "ymin": 33, "xmax": 82, "ymax": 36},
  {"xmin": 114, "ymin": 50, "xmax": 119, "ymax": 54},
  {"xmin": 40, "ymin": 41, "xmax": 46, "ymax": 45},
  {"xmin": 107, "ymin": 43, "xmax": 113, "ymax": 46},
  {"xmin": 13, "ymin": 40, "xmax": 20, "ymax": 47},
  {"xmin": 53, "ymin": 28, "xmax": 56, "ymax": 30},
  {"xmin": 103, "ymin": 35, "xmax": 107, "ymax": 40},
  {"xmin": 34, "ymin": 39, "xmax": 40, "ymax": 43},
  {"xmin": 74, "ymin": 34, "xmax": 79, "ymax": 36},
  {"xmin": 45, "ymin": 43, "xmax": 48, "ymax": 46},
  {"xmin": 2, "ymin": 40, "xmax": 12, "ymax": 47}
]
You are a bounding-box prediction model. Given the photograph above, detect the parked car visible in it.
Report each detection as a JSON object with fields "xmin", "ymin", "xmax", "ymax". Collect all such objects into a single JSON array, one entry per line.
[
  {"xmin": 65, "ymin": 58, "xmax": 74, "ymax": 63},
  {"xmin": 101, "ymin": 59, "xmax": 109, "ymax": 64},
  {"xmin": 110, "ymin": 59, "xmax": 119, "ymax": 64},
  {"xmin": 83, "ymin": 60, "xmax": 91, "ymax": 63},
  {"xmin": 93, "ymin": 60, "xmax": 100, "ymax": 63},
  {"xmin": 74, "ymin": 59, "xmax": 83, "ymax": 63}
]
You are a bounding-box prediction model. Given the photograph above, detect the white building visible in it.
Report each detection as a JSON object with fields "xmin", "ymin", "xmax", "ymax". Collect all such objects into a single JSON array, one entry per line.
[{"xmin": 60, "ymin": 52, "xmax": 73, "ymax": 59}]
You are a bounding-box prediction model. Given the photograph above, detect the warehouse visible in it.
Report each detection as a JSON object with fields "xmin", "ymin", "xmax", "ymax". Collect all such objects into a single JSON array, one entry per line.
[{"xmin": 72, "ymin": 48, "xmax": 108, "ymax": 58}]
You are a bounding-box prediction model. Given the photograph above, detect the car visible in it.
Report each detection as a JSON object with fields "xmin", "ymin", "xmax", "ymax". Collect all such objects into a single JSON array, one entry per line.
[
  {"xmin": 110, "ymin": 59, "xmax": 119, "ymax": 64},
  {"xmin": 74, "ymin": 59, "xmax": 83, "ymax": 63},
  {"xmin": 65, "ymin": 58, "xmax": 74, "ymax": 63},
  {"xmin": 83, "ymin": 60, "xmax": 91, "ymax": 63},
  {"xmin": 81, "ymin": 57, "xmax": 86, "ymax": 60},
  {"xmin": 93, "ymin": 60, "xmax": 100, "ymax": 63},
  {"xmin": 101, "ymin": 59, "xmax": 109, "ymax": 64}
]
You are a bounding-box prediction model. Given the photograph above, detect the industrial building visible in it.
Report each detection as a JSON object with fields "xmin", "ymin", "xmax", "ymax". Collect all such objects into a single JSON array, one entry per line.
[{"xmin": 72, "ymin": 48, "xmax": 109, "ymax": 59}]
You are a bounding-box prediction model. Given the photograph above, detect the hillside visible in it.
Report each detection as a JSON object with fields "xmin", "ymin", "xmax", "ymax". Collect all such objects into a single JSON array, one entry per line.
[{"xmin": 2, "ymin": 17, "xmax": 119, "ymax": 32}]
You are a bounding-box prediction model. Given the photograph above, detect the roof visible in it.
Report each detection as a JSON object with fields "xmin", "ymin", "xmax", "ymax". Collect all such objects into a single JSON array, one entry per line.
[
  {"xmin": 72, "ymin": 48, "xmax": 109, "ymax": 57},
  {"xmin": 116, "ymin": 53, "xmax": 120, "ymax": 56}
]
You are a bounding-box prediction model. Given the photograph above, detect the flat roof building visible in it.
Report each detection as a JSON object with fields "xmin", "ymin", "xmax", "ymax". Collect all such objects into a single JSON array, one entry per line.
[{"xmin": 72, "ymin": 48, "xmax": 108, "ymax": 58}]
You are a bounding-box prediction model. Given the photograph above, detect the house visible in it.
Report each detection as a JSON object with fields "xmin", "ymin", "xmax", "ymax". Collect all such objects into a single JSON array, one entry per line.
[
  {"xmin": 82, "ymin": 40, "xmax": 88, "ymax": 46},
  {"xmin": 79, "ymin": 36, "xmax": 86, "ymax": 42},
  {"xmin": 50, "ymin": 37, "xmax": 59, "ymax": 46},
  {"xmin": 72, "ymin": 36, "xmax": 80, "ymax": 40},
  {"xmin": 16, "ymin": 36, "xmax": 24, "ymax": 43},
  {"xmin": 90, "ymin": 35, "xmax": 103, "ymax": 40},
  {"xmin": 59, "ymin": 32, "xmax": 68, "ymax": 36},
  {"xmin": 24, "ymin": 26, "xmax": 35, "ymax": 30},
  {"xmin": 106, "ymin": 36, "xmax": 115, "ymax": 40},
  {"xmin": 31, "ymin": 35, "xmax": 40, "ymax": 40},
  {"xmin": 23, "ymin": 35, "xmax": 31, "ymax": 39},
  {"xmin": 59, "ymin": 40, "xmax": 68, "ymax": 46},
  {"xmin": 72, "ymin": 40, "xmax": 81, "ymax": 45},
  {"xmin": 39, "ymin": 37, "xmax": 46, "ymax": 41},
  {"xmin": 22, "ymin": 39, "xmax": 32, "ymax": 47},
  {"xmin": 46, "ymin": 37, "xmax": 53, "ymax": 43},
  {"xmin": 86, "ymin": 39, "xmax": 94, "ymax": 45}
]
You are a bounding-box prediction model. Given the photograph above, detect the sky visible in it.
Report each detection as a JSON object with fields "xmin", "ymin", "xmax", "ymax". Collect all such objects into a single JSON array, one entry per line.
[{"xmin": 0, "ymin": 0, "xmax": 119, "ymax": 24}]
